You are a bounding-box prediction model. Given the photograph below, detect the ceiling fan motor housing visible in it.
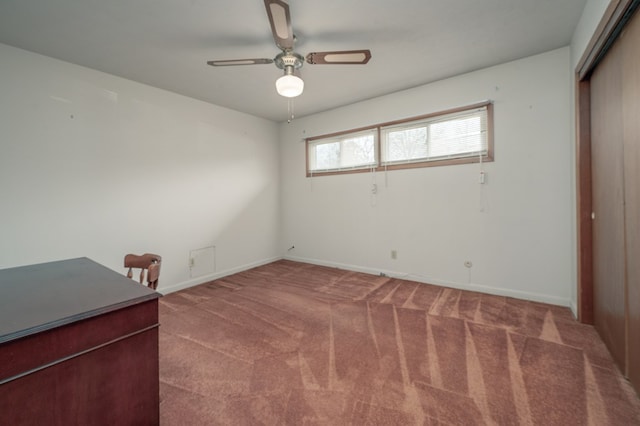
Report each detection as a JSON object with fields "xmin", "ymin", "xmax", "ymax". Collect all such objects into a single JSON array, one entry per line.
[{"xmin": 274, "ymin": 52, "xmax": 304, "ymax": 70}]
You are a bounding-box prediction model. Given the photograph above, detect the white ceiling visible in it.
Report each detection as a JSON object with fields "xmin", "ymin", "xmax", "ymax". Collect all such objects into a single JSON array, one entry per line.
[{"xmin": 0, "ymin": 0, "xmax": 587, "ymax": 122}]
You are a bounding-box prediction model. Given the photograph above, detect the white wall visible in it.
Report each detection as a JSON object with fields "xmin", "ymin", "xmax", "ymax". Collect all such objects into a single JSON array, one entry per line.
[
  {"xmin": 571, "ymin": 0, "xmax": 611, "ymax": 69},
  {"xmin": 0, "ymin": 43, "xmax": 281, "ymax": 293},
  {"xmin": 2, "ymin": 18, "xmax": 606, "ymax": 307},
  {"xmin": 280, "ymin": 47, "xmax": 574, "ymax": 307}
]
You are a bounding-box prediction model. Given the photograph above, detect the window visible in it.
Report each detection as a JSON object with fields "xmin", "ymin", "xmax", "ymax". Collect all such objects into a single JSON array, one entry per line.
[
  {"xmin": 307, "ymin": 128, "xmax": 377, "ymax": 173},
  {"xmin": 306, "ymin": 102, "xmax": 492, "ymax": 176}
]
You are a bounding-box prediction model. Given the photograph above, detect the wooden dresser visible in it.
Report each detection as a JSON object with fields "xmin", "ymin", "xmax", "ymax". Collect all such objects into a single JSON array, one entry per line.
[{"xmin": 0, "ymin": 257, "xmax": 160, "ymax": 425}]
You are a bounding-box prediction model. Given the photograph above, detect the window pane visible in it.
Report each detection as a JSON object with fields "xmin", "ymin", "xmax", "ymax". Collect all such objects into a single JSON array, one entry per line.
[
  {"xmin": 381, "ymin": 107, "xmax": 487, "ymax": 165},
  {"xmin": 308, "ymin": 130, "xmax": 377, "ymax": 172},
  {"xmin": 340, "ymin": 135, "xmax": 375, "ymax": 168},
  {"xmin": 314, "ymin": 141, "xmax": 340, "ymax": 169},
  {"xmin": 430, "ymin": 116, "xmax": 483, "ymax": 157},
  {"xmin": 306, "ymin": 102, "xmax": 492, "ymax": 176},
  {"xmin": 384, "ymin": 126, "xmax": 428, "ymax": 162},
  {"xmin": 429, "ymin": 133, "xmax": 482, "ymax": 157}
]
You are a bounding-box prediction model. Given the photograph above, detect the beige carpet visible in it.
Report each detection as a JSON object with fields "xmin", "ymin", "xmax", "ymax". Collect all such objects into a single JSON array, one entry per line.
[{"xmin": 158, "ymin": 260, "xmax": 640, "ymax": 425}]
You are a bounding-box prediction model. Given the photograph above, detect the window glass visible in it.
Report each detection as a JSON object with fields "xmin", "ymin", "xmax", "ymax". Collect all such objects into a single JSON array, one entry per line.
[
  {"xmin": 381, "ymin": 109, "xmax": 487, "ymax": 165},
  {"xmin": 429, "ymin": 115, "xmax": 483, "ymax": 158},
  {"xmin": 308, "ymin": 130, "xmax": 377, "ymax": 172},
  {"xmin": 384, "ymin": 124, "xmax": 428, "ymax": 162},
  {"xmin": 306, "ymin": 102, "xmax": 492, "ymax": 176}
]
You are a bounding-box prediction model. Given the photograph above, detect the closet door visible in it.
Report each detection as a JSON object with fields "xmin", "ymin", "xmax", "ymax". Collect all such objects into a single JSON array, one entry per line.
[
  {"xmin": 590, "ymin": 5, "xmax": 640, "ymax": 388},
  {"xmin": 590, "ymin": 41, "xmax": 626, "ymax": 371},
  {"xmin": 622, "ymin": 8, "xmax": 640, "ymax": 388}
]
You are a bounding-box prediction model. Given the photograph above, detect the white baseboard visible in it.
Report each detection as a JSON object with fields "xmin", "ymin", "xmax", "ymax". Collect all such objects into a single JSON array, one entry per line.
[
  {"xmin": 569, "ymin": 300, "xmax": 578, "ymax": 319},
  {"xmin": 284, "ymin": 255, "xmax": 572, "ymax": 308},
  {"xmin": 159, "ymin": 256, "xmax": 283, "ymax": 295},
  {"xmin": 159, "ymin": 254, "xmax": 572, "ymax": 308}
]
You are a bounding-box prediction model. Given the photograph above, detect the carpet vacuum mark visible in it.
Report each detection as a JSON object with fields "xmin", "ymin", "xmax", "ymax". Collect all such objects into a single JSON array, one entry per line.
[{"xmin": 159, "ymin": 260, "xmax": 640, "ymax": 425}]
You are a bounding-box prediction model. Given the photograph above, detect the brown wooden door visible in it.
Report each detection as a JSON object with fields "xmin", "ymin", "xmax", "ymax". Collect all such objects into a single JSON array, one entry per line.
[
  {"xmin": 590, "ymin": 6, "xmax": 640, "ymax": 389},
  {"xmin": 590, "ymin": 39, "xmax": 626, "ymax": 371},
  {"xmin": 621, "ymin": 8, "xmax": 640, "ymax": 389}
]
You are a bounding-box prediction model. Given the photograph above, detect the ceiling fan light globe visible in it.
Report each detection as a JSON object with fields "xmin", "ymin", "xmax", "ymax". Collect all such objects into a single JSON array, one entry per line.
[{"xmin": 276, "ymin": 74, "xmax": 304, "ymax": 97}]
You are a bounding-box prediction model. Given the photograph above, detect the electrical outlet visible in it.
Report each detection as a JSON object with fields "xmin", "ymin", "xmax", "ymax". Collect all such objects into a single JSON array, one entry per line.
[
  {"xmin": 189, "ymin": 257, "xmax": 195, "ymax": 268},
  {"xmin": 391, "ymin": 250, "xmax": 397, "ymax": 260}
]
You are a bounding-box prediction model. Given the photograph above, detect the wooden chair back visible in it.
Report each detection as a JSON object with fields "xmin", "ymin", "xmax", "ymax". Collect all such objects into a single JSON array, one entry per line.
[{"xmin": 124, "ymin": 253, "xmax": 161, "ymax": 290}]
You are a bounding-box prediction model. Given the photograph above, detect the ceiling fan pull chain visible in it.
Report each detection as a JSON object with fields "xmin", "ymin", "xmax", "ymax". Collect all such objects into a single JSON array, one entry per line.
[{"xmin": 287, "ymin": 98, "xmax": 295, "ymax": 123}]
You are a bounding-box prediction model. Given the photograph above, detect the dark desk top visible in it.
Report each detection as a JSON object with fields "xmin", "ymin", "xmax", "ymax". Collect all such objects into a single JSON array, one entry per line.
[{"xmin": 0, "ymin": 257, "xmax": 160, "ymax": 344}]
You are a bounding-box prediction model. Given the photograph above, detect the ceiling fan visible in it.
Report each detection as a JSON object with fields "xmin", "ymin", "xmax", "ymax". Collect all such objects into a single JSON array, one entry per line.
[{"xmin": 207, "ymin": 0, "xmax": 372, "ymax": 98}]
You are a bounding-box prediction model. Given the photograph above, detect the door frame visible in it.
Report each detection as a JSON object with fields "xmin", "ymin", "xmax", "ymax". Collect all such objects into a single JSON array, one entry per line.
[{"xmin": 575, "ymin": 0, "xmax": 638, "ymax": 323}]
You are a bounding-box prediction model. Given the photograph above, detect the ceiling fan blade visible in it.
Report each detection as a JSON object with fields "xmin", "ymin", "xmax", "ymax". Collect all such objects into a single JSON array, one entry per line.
[
  {"xmin": 207, "ymin": 58, "xmax": 274, "ymax": 66},
  {"xmin": 306, "ymin": 50, "xmax": 372, "ymax": 65},
  {"xmin": 264, "ymin": 0, "xmax": 294, "ymax": 50}
]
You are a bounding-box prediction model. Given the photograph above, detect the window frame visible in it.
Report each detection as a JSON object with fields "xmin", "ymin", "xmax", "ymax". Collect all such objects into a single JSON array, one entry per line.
[
  {"xmin": 305, "ymin": 101, "xmax": 493, "ymax": 177},
  {"xmin": 306, "ymin": 127, "xmax": 379, "ymax": 173}
]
